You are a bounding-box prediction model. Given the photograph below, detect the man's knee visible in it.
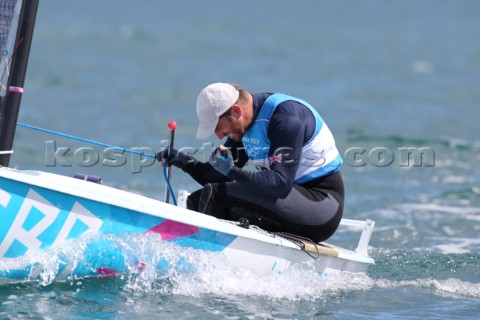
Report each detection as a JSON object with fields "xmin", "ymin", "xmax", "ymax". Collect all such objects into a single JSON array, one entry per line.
[
  {"xmin": 198, "ymin": 184, "xmax": 214, "ymax": 214},
  {"xmin": 187, "ymin": 183, "xmax": 230, "ymax": 219},
  {"xmin": 186, "ymin": 188, "xmax": 202, "ymax": 211}
]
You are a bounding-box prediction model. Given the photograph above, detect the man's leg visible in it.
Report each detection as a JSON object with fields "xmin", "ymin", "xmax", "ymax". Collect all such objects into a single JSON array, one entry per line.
[
  {"xmin": 187, "ymin": 183, "xmax": 285, "ymax": 230},
  {"xmin": 185, "ymin": 172, "xmax": 344, "ymax": 242},
  {"xmin": 187, "ymin": 183, "xmax": 231, "ymax": 219}
]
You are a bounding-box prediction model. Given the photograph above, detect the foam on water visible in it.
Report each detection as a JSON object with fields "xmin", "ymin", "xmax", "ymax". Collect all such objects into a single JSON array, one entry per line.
[
  {"xmin": 116, "ymin": 234, "xmax": 376, "ymax": 301},
  {"xmin": 2, "ymin": 233, "xmax": 478, "ymax": 304},
  {"xmin": 166, "ymin": 258, "xmax": 373, "ymax": 301},
  {"xmin": 433, "ymin": 238, "xmax": 480, "ymax": 254},
  {"xmin": 0, "ymin": 233, "xmax": 374, "ymax": 300},
  {"xmin": 374, "ymin": 278, "xmax": 480, "ymax": 300},
  {"xmin": 395, "ymin": 203, "xmax": 480, "ymax": 221}
]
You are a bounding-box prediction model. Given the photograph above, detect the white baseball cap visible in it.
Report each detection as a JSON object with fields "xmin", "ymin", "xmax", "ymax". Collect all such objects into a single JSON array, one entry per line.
[{"xmin": 195, "ymin": 83, "xmax": 239, "ymax": 139}]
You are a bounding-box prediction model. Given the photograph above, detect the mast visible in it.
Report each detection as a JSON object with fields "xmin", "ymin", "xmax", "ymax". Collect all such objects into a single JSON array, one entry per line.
[{"xmin": 0, "ymin": 0, "xmax": 39, "ymax": 166}]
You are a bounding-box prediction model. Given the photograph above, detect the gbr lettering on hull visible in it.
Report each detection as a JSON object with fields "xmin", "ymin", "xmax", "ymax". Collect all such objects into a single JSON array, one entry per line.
[{"xmin": 0, "ymin": 188, "xmax": 102, "ymax": 258}]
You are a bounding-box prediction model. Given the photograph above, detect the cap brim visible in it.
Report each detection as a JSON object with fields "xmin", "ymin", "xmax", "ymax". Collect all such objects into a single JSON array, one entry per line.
[{"xmin": 195, "ymin": 118, "xmax": 218, "ymax": 139}]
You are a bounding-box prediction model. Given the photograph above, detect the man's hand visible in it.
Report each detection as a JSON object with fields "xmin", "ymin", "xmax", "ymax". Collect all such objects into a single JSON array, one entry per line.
[
  {"xmin": 209, "ymin": 147, "xmax": 234, "ymax": 176},
  {"xmin": 156, "ymin": 149, "xmax": 196, "ymax": 169}
]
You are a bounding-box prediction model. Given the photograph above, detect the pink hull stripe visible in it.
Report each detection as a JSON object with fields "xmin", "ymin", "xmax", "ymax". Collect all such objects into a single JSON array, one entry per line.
[
  {"xmin": 97, "ymin": 268, "xmax": 117, "ymax": 276},
  {"xmin": 147, "ymin": 220, "xmax": 200, "ymax": 240}
]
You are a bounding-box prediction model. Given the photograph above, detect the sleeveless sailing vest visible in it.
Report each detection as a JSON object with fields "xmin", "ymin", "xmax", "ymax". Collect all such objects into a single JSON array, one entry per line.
[{"xmin": 242, "ymin": 93, "xmax": 343, "ymax": 184}]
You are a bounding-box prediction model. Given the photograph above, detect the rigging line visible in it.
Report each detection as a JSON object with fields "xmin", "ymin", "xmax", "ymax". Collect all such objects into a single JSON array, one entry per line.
[
  {"xmin": 163, "ymin": 158, "xmax": 177, "ymax": 205},
  {"xmin": 0, "ymin": 38, "xmax": 24, "ymax": 89},
  {"xmin": 274, "ymin": 232, "xmax": 320, "ymax": 259},
  {"xmin": 17, "ymin": 122, "xmax": 156, "ymax": 159}
]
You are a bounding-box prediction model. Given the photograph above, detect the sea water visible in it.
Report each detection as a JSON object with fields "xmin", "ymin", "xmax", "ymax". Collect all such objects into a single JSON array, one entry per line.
[{"xmin": 2, "ymin": 0, "xmax": 479, "ymax": 318}]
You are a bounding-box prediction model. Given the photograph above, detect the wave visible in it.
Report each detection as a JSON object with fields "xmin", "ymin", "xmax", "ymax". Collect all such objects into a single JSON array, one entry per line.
[
  {"xmin": 344, "ymin": 129, "xmax": 479, "ymax": 152},
  {"xmin": 1, "ymin": 234, "xmax": 478, "ymax": 304},
  {"xmin": 374, "ymin": 278, "xmax": 480, "ymax": 300},
  {"xmin": 0, "ymin": 232, "xmax": 374, "ymax": 300},
  {"xmin": 369, "ymin": 248, "xmax": 479, "ymax": 294},
  {"xmin": 394, "ymin": 203, "xmax": 480, "ymax": 221}
]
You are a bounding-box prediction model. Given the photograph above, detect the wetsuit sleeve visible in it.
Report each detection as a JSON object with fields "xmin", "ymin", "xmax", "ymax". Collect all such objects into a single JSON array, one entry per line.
[
  {"xmin": 181, "ymin": 161, "xmax": 227, "ymax": 186},
  {"xmin": 226, "ymin": 105, "xmax": 307, "ymax": 198},
  {"xmin": 181, "ymin": 138, "xmax": 248, "ymax": 186},
  {"xmin": 225, "ymin": 138, "xmax": 249, "ymax": 167}
]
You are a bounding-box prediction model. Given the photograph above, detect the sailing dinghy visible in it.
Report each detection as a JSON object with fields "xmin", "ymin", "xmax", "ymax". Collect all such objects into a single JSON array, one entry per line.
[{"xmin": 0, "ymin": 0, "xmax": 375, "ymax": 283}]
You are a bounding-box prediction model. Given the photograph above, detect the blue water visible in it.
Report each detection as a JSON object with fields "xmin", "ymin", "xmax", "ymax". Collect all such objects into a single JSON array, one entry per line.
[{"xmin": 2, "ymin": 0, "xmax": 480, "ymax": 318}]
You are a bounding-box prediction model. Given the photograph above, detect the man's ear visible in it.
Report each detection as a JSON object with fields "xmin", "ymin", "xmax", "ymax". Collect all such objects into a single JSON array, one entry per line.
[{"xmin": 230, "ymin": 104, "xmax": 242, "ymax": 119}]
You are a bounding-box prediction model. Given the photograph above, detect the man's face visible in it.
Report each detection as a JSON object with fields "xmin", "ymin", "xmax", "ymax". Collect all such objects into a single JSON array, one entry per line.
[{"xmin": 214, "ymin": 115, "xmax": 244, "ymax": 142}]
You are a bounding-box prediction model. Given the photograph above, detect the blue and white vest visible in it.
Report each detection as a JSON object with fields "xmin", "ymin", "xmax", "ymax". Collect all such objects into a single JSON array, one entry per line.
[{"xmin": 241, "ymin": 94, "xmax": 343, "ymax": 184}]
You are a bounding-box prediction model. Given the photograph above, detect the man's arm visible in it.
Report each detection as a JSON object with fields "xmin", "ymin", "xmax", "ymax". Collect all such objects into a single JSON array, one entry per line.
[
  {"xmin": 227, "ymin": 107, "xmax": 307, "ymax": 198},
  {"xmin": 182, "ymin": 138, "xmax": 248, "ymax": 186}
]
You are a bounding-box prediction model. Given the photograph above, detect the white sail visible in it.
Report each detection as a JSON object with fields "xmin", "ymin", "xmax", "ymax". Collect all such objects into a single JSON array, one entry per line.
[{"xmin": 0, "ymin": 0, "xmax": 23, "ymax": 97}]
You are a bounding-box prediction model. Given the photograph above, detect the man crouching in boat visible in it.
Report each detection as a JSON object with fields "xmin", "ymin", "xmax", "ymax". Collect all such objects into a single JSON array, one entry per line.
[{"xmin": 157, "ymin": 83, "xmax": 344, "ymax": 243}]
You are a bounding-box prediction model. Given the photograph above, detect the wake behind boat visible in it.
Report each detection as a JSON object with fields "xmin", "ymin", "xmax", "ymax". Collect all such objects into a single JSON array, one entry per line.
[{"xmin": 0, "ymin": 0, "xmax": 375, "ymax": 283}]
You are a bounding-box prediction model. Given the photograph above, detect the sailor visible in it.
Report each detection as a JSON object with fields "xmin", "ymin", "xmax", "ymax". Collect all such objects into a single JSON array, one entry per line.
[{"xmin": 157, "ymin": 83, "xmax": 344, "ymax": 242}]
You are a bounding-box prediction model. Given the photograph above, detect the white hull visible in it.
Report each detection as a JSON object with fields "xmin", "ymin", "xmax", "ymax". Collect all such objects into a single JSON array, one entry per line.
[{"xmin": 0, "ymin": 167, "xmax": 374, "ymax": 282}]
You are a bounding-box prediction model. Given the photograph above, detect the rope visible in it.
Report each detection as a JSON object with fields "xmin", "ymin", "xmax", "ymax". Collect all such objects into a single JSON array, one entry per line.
[
  {"xmin": 274, "ymin": 232, "xmax": 321, "ymax": 259},
  {"xmin": 163, "ymin": 158, "xmax": 177, "ymax": 206},
  {"xmin": 17, "ymin": 122, "xmax": 156, "ymax": 159},
  {"xmin": 17, "ymin": 121, "xmax": 178, "ymax": 205}
]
